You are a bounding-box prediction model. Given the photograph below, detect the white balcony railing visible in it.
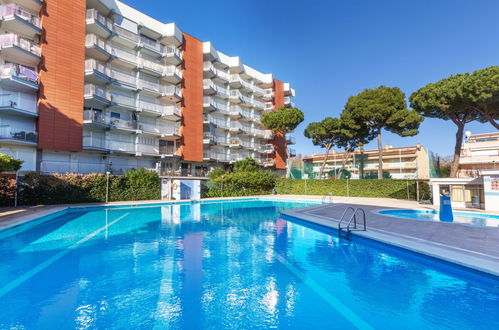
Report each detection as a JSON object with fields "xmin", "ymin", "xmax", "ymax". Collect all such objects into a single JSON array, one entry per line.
[
  {"xmin": 141, "ymin": 57, "xmax": 164, "ymax": 73},
  {"xmin": 83, "ymin": 109, "xmax": 106, "ymax": 124},
  {"xmin": 164, "ymin": 104, "xmax": 181, "ymax": 117},
  {"xmin": 162, "ymin": 44, "xmax": 182, "ymax": 60},
  {"xmin": 108, "ymin": 91, "xmax": 136, "ymax": 108},
  {"xmin": 139, "ymin": 35, "xmax": 161, "ymax": 53},
  {"xmin": 162, "ymin": 85, "xmax": 182, "ymax": 97},
  {"xmin": 107, "ymin": 139, "xmax": 135, "ymax": 153},
  {"xmin": 253, "ymin": 99, "xmax": 265, "ymax": 110},
  {"xmin": 86, "ymin": 34, "xmax": 112, "ymax": 54},
  {"xmin": 113, "ymin": 24, "xmax": 139, "ymax": 44},
  {"xmin": 137, "ymin": 98, "xmax": 164, "ymax": 115},
  {"xmin": 0, "ymin": 125, "xmax": 37, "ymax": 143},
  {"xmin": 0, "ymin": 63, "xmax": 38, "ymax": 83},
  {"xmin": 84, "ymin": 84, "xmax": 109, "ymax": 100},
  {"xmin": 110, "ymin": 118, "xmax": 139, "ymax": 130},
  {"xmin": 138, "ymin": 76, "xmax": 160, "ymax": 92},
  {"xmin": 85, "ymin": 59, "xmax": 111, "ymax": 77},
  {"xmin": 112, "ymin": 45, "xmax": 138, "ymax": 64},
  {"xmin": 110, "ymin": 67, "xmax": 136, "ymax": 86},
  {"xmin": 164, "ymin": 65, "xmax": 182, "ymax": 79},
  {"xmin": 86, "ymin": 8, "xmax": 113, "ymax": 31},
  {"xmin": 0, "ymin": 34, "xmax": 40, "ymax": 56},
  {"xmin": 0, "ymin": 4, "xmax": 40, "ymax": 29}
]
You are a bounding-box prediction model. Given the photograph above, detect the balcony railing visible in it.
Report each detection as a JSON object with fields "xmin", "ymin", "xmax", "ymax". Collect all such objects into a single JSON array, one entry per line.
[
  {"xmin": 0, "ymin": 34, "xmax": 40, "ymax": 56},
  {"xmin": 240, "ymin": 94, "xmax": 253, "ymax": 105},
  {"xmin": 84, "ymin": 84, "xmax": 109, "ymax": 101},
  {"xmin": 111, "ymin": 45, "xmax": 138, "ymax": 64},
  {"xmin": 113, "ymin": 24, "xmax": 139, "ymax": 44},
  {"xmin": 83, "ymin": 109, "xmax": 106, "ymax": 124},
  {"xmin": 161, "ymin": 85, "xmax": 182, "ymax": 97},
  {"xmin": 0, "ymin": 125, "xmax": 37, "ymax": 143},
  {"xmin": 158, "ymin": 125, "xmax": 180, "ymax": 135},
  {"xmin": 137, "ymin": 98, "xmax": 164, "ymax": 115},
  {"xmin": 86, "ymin": 8, "xmax": 113, "ymax": 31},
  {"xmin": 138, "ymin": 77, "xmax": 160, "ymax": 92},
  {"xmin": 204, "ymin": 62, "xmax": 229, "ymax": 81},
  {"xmin": 164, "ymin": 65, "xmax": 182, "ymax": 78},
  {"xmin": 164, "ymin": 104, "xmax": 181, "ymax": 117},
  {"xmin": 108, "ymin": 91, "xmax": 136, "ymax": 108},
  {"xmin": 0, "ymin": 4, "xmax": 40, "ymax": 29},
  {"xmin": 139, "ymin": 35, "xmax": 162, "ymax": 53},
  {"xmin": 110, "ymin": 67, "xmax": 136, "ymax": 86},
  {"xmin": 253, "ymin": 100, "xmax": 265, "ymax": 110},
  {"xmin": 140, "ymin": 57, "xmax": 164, "ymax": 73},
  {"xmin": 86, "ymin": 34, "xmax": 112, "ymax": 54},
  {"xmin": 110, "ymin": 118, "xmax": 138, "ymax": 130},
  {"xmin": 107, "ymin": 139, "xmax": 135, "ymax": 153},
  {"xmin": 0, "ymin": 63, "xmax": 38, "ymax": 83},
  {"xmin": 265, "ymin": 102, "xmax": 274, "ymax": 111},
  {"xmin": 162, "ymin": 45, "xmax": 182, "ymax": 60},
  {"xmin": 160, "ymin": 144, "xmax": 178, "ymax": 155},
  {"xmin": 85, "ymin": 59, "xmax": 111, "ymax": 77},
  {"xmin": 83, "ymin": 136, "xmax": 106, "ymax": 149}
]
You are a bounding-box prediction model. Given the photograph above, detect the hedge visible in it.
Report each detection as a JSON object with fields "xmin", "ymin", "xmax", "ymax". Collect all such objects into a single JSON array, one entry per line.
[
  {"xmin": 275, "ymin": 178, "xmax": 430, "ymax": 200},
  {"xmin": 0, "ymin": 168, "xmax": 160, "ymax": 206},
  {"xmin": 203, "ymin": 171, "xmax": 276, "ymax": 198}
]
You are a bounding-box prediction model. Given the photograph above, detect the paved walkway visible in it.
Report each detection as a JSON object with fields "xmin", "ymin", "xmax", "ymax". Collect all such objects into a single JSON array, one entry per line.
[{"xmin": 281, "ymin": 202, "xmax": 499, "ymax": 277}]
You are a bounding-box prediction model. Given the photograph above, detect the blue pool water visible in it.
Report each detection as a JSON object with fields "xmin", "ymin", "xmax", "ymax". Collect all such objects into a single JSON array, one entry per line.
[
  {"xmin": 0, "ymin": 199, "xmax": 498, "ymax": 329},
  {"xmin": 379, "ymin": 209, "xmax": 499, "ymax": 227}
]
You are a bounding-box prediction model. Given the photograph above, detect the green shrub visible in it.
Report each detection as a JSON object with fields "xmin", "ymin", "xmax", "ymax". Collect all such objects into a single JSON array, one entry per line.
[
  {"xmin": 0, "ymin": 153, "xmax": 23, "ymax": 171},
  {"xmin": 233, "ymin": 157, "xmax": 259, "ymax": 172},
  {"xmin": 204, "ymin": 171, "xmax": 276, "ymax": 197},
  {"xmin": 275, "ymin": 178, "xmax": 429, "ymax": 200},
  {"xmin": 9, "ymin": 169, "xmax": 160, "ymax": 206}
]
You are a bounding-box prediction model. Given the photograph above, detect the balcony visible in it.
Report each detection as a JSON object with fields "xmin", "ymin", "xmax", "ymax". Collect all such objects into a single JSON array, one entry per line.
[
  {"xmin": 139, "ymin": 57, "xmax": 164, "ymax": 77},
  {"xmin": 160, "ymin": 85, "xmax": 182, "ymax": 103},
  {"xmin": 229, "ymin": 90, "xmax": 242, "ymax": 104},
  {"xmin": 0, "ymin": 4, "xmax": 41, "ymax": 38},
  {"xmin": 108, "ymin": 90, "xmax": 136, "ymax": 111},
  {"xmin": 0, "ymin": 34, "xmax": 40, "ymax": 66},
  {"xmin": 240, "ymin": 109, "xmax": 253, "ymax": 121},
  {"xmin": 203, "ymin": 62, "xmax": 229, "ymax": 82},
  {"xmin": 262, "ymin": 89, "xmax": 273, "ymax": 101},
  {"xmin": 0, "ymin": 125, "xmax": 37, "ymax": 145},
  {"xmin": 229, "ymin": 137, "xmax": 242, "ymax": 148},
  {"xmin": 86, "ymin": 9, "xmax": 113, "ymax": 38},
  {"xmin": 203, "ymin": 96, "xmax": 228, "ymax": 113},
  {"xmin": 162, "ymin": 45, "xmax": 182, "ymax": 65},
  {"xmin": 139, "ymin": 122, "xmax": 164, "ymax": 136},
  {"xmin": 136, "ymin": 142, "xmax": 160, "ymax": 157},
  {"xmin": 286, "ymin": 135, "xmax": 296, "ymax": 144},
  {"xmin": 0, "ymin": 63, "xmax": 38, "ymax": 91},
  {"xmin": 253, "ymin": 85, "xmax": 265, "ymax": 97},
  {"xmin": 84, "ymin": 84, "xmax": 112, "ymax": 107},
  {"xmin": 459, "ymin": 154, "xmax": 499, "ymax": 165},
  {"xmin": 137, "ymin": 97, "xmax": 164, "ymax": 117},
  {"xmin": 229, "ymin": 106, "xmax": 243, "ymax": 118},
  {"xmin": 85, "ymin": 34, "xmax": 113, "ymax": 63},
  {"xmin": 83, "ymin": 109, "xmax": 109, "ymax": 129},
  {"xmin": 263, "ymin": 159, "xmax": 275, "ymax": 167},
  {"xmin": 112, "ymin": 24, "xmax": 139, "ymax": 48},
  {"xmin": 162, "ymin": 65, "xmax": 182, "ymax": 84},
  {"xmin": 203, "ymin": 79, "xmax": 229, "ymax": 98},
  {"xmin": 264, "ymin": 102, "xmax": 274, "ymax": 111},
  {"xmin": 253, "ymin": 99, "xmax": 265, "ymax": 110},
  {"xmin": 110, "ymin": 67, "xmax": 137, "ymax": 90},
  {"xmin": 203, "ymin": 132, "xmax": 215, "ymax": 145},
  {"xmin": 107, "ymin": 139, "xmax": 136, "ymax": 154},
  {"xmin": 240, "ymin": 94, "xmax": 253, "ymax": 107},
  {"xmin": 7, "ymin": 0, "xmax": 43, "ymax": 12},
  {"xmin": 110, "ymin": 118, "xmax": 140, "ymax": 133},
  {"xmin": 159, "ymin": 144, "xmax": 180, "ymax": 158},
  {"xmin": 83, "ymin": 135, "xmax": 107, "ymax": 151},
  {"xmin": 111, "ymin": 45, "xmax": 138, "ymax": 69},
  {"xmin": 138, "ymin": 76, "xmax": 160, "ymax": 95},
  {"xmin": 0, "ymin": 94, "xmax": 37, "ymax": 117},
  {"xmin": 159, "ymin": 125, "xmax": 181, "ymax": 140},
  {"xmin": 138, "ymin": 35, "xmax": 162, "ymax": 57},
  {"xmin": 162, "ymin": 104, "xmax": 182, "ymax": 121},
  {"xmin": 260, "ymin": 144, "xmax": 274, "ymax": 154},
  {"xmin": 229, "ymin": 122, "xmax": 244, "ymax": 134},
  {"xmin": 85, "ymin": 59, "xmax": 112, "ymax": 84}
]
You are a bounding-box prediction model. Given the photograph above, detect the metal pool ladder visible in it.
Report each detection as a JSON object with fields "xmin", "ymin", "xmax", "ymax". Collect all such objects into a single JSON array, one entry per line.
[{"xmin": 337, "ymin": 207, "xmax": 366, "ymax": 240}]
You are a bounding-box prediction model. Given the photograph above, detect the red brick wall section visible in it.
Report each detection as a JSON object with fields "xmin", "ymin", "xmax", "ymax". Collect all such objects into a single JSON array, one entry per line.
[
  {"xmin": 180, "ymin": 33, "xmax": 203, "ymax": 162},
  {"xmin": 272, "ymin": 79, "xmax": 287, "ymax": 169},
  {"xmin": 37, "ymin": 0, "xmax": 86, "ymax": 151}
]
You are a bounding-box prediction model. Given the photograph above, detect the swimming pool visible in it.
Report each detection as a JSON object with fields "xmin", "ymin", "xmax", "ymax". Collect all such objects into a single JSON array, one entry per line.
[
  {"xmin": 378, "ymin": 209, "xmax": 499, "ymax": 227},
  {"xmin": 0, "ymin": 199, "xmax": 498, "ymax": 329}
]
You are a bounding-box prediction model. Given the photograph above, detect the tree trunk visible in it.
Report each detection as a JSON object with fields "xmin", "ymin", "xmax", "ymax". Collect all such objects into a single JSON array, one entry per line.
[
  {"xmin": 337, "ymin": 150, "xmax": 352, "ymax": 179},
  {"xmin": 377, "ymin": 130, "xmax": 383, "ymax": 179},
  {"xmin": 319, "ymin": 144, "xmax": 331, "ymax": 179},
  {"xmin": 450, "ymin": 123, "xmax": 465, "ymax": 177}
]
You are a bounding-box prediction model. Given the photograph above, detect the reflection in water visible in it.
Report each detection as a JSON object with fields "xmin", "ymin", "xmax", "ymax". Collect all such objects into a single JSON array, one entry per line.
[{"xmin": 0, "ymin": 200, "xmax": 497, "ymax": 329}]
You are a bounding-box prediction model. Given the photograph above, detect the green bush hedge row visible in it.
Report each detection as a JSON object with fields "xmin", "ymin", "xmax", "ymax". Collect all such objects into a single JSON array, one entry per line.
[
  {"xmin": 0, "ymin": 168, "xmax": 160, "ymax": 206},
  {"xmin": 203, "ymin": 171, "xmax": 276, "ymax": 198},
  {"xmin": 275, "ymin": 178, "xmax": 430, "ymax": 200}
]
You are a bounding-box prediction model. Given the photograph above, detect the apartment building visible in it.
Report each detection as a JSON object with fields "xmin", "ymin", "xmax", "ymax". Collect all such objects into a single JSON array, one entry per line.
[
  {"xmin": 303, "ymin": 145, "xmax": 430, "ymax": 179},
  {"xmin": 0, "ymin": 0, "xmax": 295, "ymax": 176},
  {"xmin": 458, "ymin": 132, "xmax": 499, "ymax": 177}
]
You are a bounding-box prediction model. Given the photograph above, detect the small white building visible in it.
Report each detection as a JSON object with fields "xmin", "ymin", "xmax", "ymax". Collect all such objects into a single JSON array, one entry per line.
[{"xmin": 430, "ymin": 170, "xmax": 499, "ymax": 211}]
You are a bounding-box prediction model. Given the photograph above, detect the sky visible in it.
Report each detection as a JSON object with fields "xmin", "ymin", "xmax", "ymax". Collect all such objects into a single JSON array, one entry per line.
[{"xmin": 123, "ymin": 0, "xmax": 499, "ymax": 157}]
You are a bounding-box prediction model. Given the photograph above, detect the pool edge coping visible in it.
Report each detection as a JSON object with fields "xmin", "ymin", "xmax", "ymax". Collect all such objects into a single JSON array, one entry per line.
[{"xmin": 280, "ymin": 208, "xmax": 499, "ymax": 278}]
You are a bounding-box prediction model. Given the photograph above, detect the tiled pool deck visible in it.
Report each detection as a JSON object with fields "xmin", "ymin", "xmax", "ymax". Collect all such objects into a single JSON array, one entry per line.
[{"xmin": 1, "ymin": 195, "xmax": 498, "ymax": 276}]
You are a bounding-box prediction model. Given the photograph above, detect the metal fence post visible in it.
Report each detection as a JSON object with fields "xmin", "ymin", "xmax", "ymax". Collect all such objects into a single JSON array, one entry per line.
[{"xmin": 105, "ymin": 171, "xmax": 110, "ymax": 203}]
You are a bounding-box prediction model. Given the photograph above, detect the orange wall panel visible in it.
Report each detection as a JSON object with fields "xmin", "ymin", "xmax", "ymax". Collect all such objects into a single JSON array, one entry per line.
[
  {"xmin": 37, "ymin": 0, "xmax": 86, "ymax": 151},
  {"xmin": 272, "ymin": 79, "xmax": 287, "ymax": 169},
  {"xmin": 180, "ymin": 33, "xmax": 203, "ymax": 162}
]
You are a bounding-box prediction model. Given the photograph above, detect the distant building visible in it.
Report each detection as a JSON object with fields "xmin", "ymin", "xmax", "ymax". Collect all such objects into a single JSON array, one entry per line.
[
  {"xmin": 303, "ymin": 144, "xmax": 430, "ymax": 179},
  {"xmin": 458, "ymin": 132, "xmax": 499, "ymax": 177}
]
